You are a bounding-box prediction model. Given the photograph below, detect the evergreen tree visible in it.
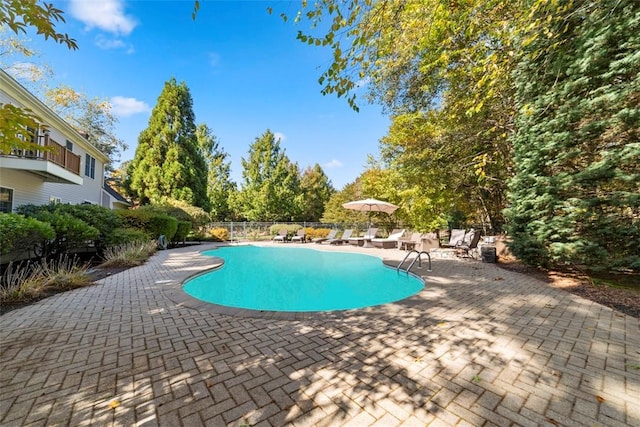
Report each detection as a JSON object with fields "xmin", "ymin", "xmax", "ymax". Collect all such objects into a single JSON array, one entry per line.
[
  {"xmin": 506, "ymin": 0, "xmax": 640, "ymax": 271},
  {"xmin": 300, "ymin": 164, "xmax": 334, "ymax": 222},
  {"xmin": 234, "ymin": 130, "xmax": 302, "ymax": 221},
  {"xmin": 196, "ymin": 124, "xmax": 236, "ymax": 220},
  {"xmin": 127, "ymin": 78, "xmax": 210, "ymax": 210}
]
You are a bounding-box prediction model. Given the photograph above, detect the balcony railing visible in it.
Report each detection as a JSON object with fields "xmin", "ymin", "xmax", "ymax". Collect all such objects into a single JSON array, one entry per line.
[{"xmin": 2, "ymin": 135, "xmax": 81, "ymax": 176}]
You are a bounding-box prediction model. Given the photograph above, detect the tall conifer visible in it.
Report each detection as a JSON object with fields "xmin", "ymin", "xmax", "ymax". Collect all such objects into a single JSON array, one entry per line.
[
  {"xmin": 506, "ymin": 0, "xmax": 640, "ymax": 270},
  {"xmin": 128, "ymin": 78, "xmax": 210, "ymax": 210},
  {"xmin": 234, "ymin": 130, "xmax": 302, "ymax": 221}
]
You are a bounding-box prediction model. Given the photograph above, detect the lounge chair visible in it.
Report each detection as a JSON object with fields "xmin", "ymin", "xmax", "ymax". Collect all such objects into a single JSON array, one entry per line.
[
  {"xmin": 442, "ymin": 228, "xmax": 466, "ymax": 248},
  {"xmin": 371, "ymin": 229, "xmax": 406, "ymax": 249},
  {"xmin": 398, "ymin": 232, "xmax": 423, "ymax": 251},
  {"xmin": 291, "ymin": 228, "xmax": 306, "ymax": 243},
  {"xmin": 420, "ymin": 232, "xmax": 440, "ymax": 251},
  {"xmin": 328, "ymin": 229, "xmax": 353, "ymax": 245},
  {"xmin": 273, "ymin": 228, "xmax": 288, "ymax": 243},
  {"xmin": 348, "ymin": 227, "xmax": 378, "ymax": 246},
  {"xmin": 313, "ymin": 229, "xmax": 338, "ymax": 244},
  {"xmin": 456, "ymin": 229, "xmax": 481, "ymax": 258}
]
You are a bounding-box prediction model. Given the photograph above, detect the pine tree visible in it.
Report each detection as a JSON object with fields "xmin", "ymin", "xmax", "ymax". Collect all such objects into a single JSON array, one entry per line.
[
  {"xmin": 234, "ymin": 130, "xmax": 302, "ymax": 221},
  {"xmin": 127, "ymin": 78, "xmax": 210, "ymax": 210},
  {"xmin": 506, "ymin": 0, "xmax": 640, "ymax": 271},
  {"xmin": 196, "ymin": 124, "xmax": 235, "ymax": 220},
  {"xmin": 300, "ymin": 164, "xmax": 334, "ymax": 222}
]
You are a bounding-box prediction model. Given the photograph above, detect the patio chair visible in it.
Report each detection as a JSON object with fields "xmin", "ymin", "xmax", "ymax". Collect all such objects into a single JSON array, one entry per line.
[
  {"xmin": 328, "ymin": 229, "xmax": 353, "ymax": 245},
  {"xmin": 348, "ymin": 227, "xmax": 378, "ymax": 246},
  {"xmin": 398, "ymin": 232, "xmax": 423, "ymax": 251},
  {"xmin": 313, "ymin": 229, "xmax": 338, "ymax": 244},
  {"xmin": 455, "ymin": 229, "xmax": 482, "ymax": 258},
  {"xmin": 291, "ymin": 228, "xmax": 306, "ymax": 243},
  {"xmin": 273, "ymin": 228, "xmax": 288, "ymax": 243},
  {"xmin": 371, "ymin": 229, "xmax": 406, "ymax": 249},
  {"xmin": 442, "ymin": 228, "xmax": 466, "ymax": 248}
]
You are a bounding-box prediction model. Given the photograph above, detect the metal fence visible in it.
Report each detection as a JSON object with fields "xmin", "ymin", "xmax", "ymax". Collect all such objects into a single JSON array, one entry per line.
[{"xmin": 202, "ymin": 221, "xmax": 377, "ymax": 242}]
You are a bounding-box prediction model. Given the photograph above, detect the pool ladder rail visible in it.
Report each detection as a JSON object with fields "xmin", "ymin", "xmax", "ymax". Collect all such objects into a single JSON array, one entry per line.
[{"xmin": 397, "ymin": 250, "xmax": 432, "ymax": 274}]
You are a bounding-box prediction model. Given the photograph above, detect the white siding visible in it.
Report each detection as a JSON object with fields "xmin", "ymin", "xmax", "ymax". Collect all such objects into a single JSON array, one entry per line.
[
  {"xmin": 0, "ymin": 168, "xmax": 52, "ymax": 209},
  {"xmin": 1, "ymin": 73, "xmax": 108, "ymax": 209}
]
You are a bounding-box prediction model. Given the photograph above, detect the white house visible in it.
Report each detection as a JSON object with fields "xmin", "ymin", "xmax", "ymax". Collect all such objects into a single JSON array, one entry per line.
[{"xmin": 0, "ymin": 69, "xmax": 125, "ymax": 212}]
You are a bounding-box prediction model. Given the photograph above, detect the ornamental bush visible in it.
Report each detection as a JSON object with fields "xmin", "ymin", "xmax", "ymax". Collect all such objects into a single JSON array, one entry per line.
[
  {"xmin": 208, "ymin": 227, "xmax": 229, "ymax": 241},
  {"xmin": 50, "ymin": 204, "xmax": 122, "ymax": 253},
  {"xmin": 15, "ymin": 204, "xmax": 122, "ymax": 256},
  {"xmin": 29, "ymin": 211, "xmax": 100, "ymax": 256},
  {"xmin": 0, "ymin": 213, "xmax": 55, "ymax": 257},
  {"xmin": 116, "ymin": 208, "xmax": 178, "ymax": 242},
  {"xmin": 173, "ymin": 221, "xmax": 192, "ymax": 244}
]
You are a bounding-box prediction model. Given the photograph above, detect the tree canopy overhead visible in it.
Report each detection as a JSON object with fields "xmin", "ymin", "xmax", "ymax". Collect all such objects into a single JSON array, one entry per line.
[{"xmin": 277, "ymin": 0, "xmax": 522, "ymax": 231}]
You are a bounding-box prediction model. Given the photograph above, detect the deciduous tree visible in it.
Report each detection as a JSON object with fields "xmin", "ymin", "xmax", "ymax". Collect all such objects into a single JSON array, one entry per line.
[
  {"xmin": 0, "ymin": 0, "xmax": 77, "ymax": 152},
  {"xmin": 46, "ymin": 85, "xmax": 126, "ymax": 170}
]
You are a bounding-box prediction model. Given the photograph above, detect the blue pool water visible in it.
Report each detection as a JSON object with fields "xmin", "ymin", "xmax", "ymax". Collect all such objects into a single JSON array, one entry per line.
[{"xmin": 183, "ymin": 246, "xmax": 424, "ymax": 312}]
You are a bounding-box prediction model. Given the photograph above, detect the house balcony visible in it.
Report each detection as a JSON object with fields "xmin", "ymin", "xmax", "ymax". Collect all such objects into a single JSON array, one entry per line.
[{"xmin": 0, "ymin": 135, "xmax": 83, "ymax": 185}]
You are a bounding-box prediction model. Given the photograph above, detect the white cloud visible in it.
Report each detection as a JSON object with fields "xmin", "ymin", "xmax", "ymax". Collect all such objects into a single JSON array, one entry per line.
[
  {"xmin": 110, "ymin": 96, "xmax": 150, "ymax": 117},
  {"xmin": 95, "ymin": 35, "xmax": 133, "ymax": 52},
  {"xmin": 324, "ymin": 159, "xmax": 343, "ymax": 169},
  {"xmin": 274, "ymin": 132, "xmax": 286, "ymax": 142},
  {"xmin": 69, "ymin": 0, "xmax": 137, "ymax": 35}
]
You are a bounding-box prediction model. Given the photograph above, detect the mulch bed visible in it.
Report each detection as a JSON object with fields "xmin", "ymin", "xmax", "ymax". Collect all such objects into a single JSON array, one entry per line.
[{"xmin": 496, "ymin": 260, "xmax": 640, "ymax": 319}]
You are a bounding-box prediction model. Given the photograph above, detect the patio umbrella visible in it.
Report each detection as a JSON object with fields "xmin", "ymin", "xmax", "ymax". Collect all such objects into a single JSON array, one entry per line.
[
  {"xmin": 342, "ymin": 198, "xmax": 399, "ymax": 215},
  {"xmin": 342, "ymin": 198, "xmax": 399, "ymax": 230}
]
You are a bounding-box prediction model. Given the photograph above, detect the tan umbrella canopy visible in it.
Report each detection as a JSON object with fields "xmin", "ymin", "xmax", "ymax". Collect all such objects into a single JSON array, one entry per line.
[
  {"xmin": 342, "ymin": 198, "xmax": 399, "ymax": 215},
  {"xmin": 343, "ymin": 198, "xmax": 399, "ymax": 230}
]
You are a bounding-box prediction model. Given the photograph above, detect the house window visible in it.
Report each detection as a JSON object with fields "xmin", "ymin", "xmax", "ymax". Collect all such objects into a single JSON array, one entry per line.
[
  {"xmin": 0, "ymin": 187, "xmax": 14, "ymax": 213},
  {"xmin": 85, "ymin": 154, "xmax": 96, "ymax": 179},
  {"xmin": 49, "ymin": 196, "xmax": 61, "ymax": 205},
  {"xmin": 66, "ymin": 140, "xmax": 73, "ymax": 151}
]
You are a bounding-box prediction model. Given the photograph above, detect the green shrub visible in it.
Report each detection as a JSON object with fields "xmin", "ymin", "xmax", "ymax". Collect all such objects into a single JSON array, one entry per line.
[
  {"xmin": 117, "ymin": 208, "xmax": 178, "ymax": 241},
  {"xmin": 53, "ymin": 204, "xmax": 122, "ymax": 252},
  {"xmin": 109, "ymin": 228, "xmax": 150, "ymax": 245},
  {"xmin": 17, "ymin": 205, "xmax": 104, "ymax": 256},
  {"xmin": 209, "ymin": 227, "xmax": 230, "ymax": 241},
  {"xmin": 17, "ymin": 209, "xmax": 99, "ymax": 257},
  {"xmin": 0, "ymin": 213, "xmax": 55, "ymax": 257},
  {"xmin": 146, "ymin": 213, "xmax": 178, "ymax": 241},
  {"xmin": 173, "ymin": 221, "xmax": 192, "ymax": 243},
  {"xmin": 156, "ymin": 197, "xmax": 211, "ymax": 227}
]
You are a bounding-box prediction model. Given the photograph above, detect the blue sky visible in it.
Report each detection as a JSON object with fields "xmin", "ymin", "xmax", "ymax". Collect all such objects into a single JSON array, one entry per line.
[{"xmin": 21, "ymin": 0, "xmax": 390, "ymax": 189}]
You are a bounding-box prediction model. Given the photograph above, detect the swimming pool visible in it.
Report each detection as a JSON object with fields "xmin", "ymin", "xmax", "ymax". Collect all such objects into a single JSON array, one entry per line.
[{"xmin": 183, "ymin": 245, "xmax": 424, "ymax": 312}]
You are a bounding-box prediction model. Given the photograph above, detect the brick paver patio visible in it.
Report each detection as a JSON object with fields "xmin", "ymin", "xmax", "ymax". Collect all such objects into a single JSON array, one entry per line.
[{"xmin": 1, "ymin": 243, "xmax": 638, "ymax": 426}]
